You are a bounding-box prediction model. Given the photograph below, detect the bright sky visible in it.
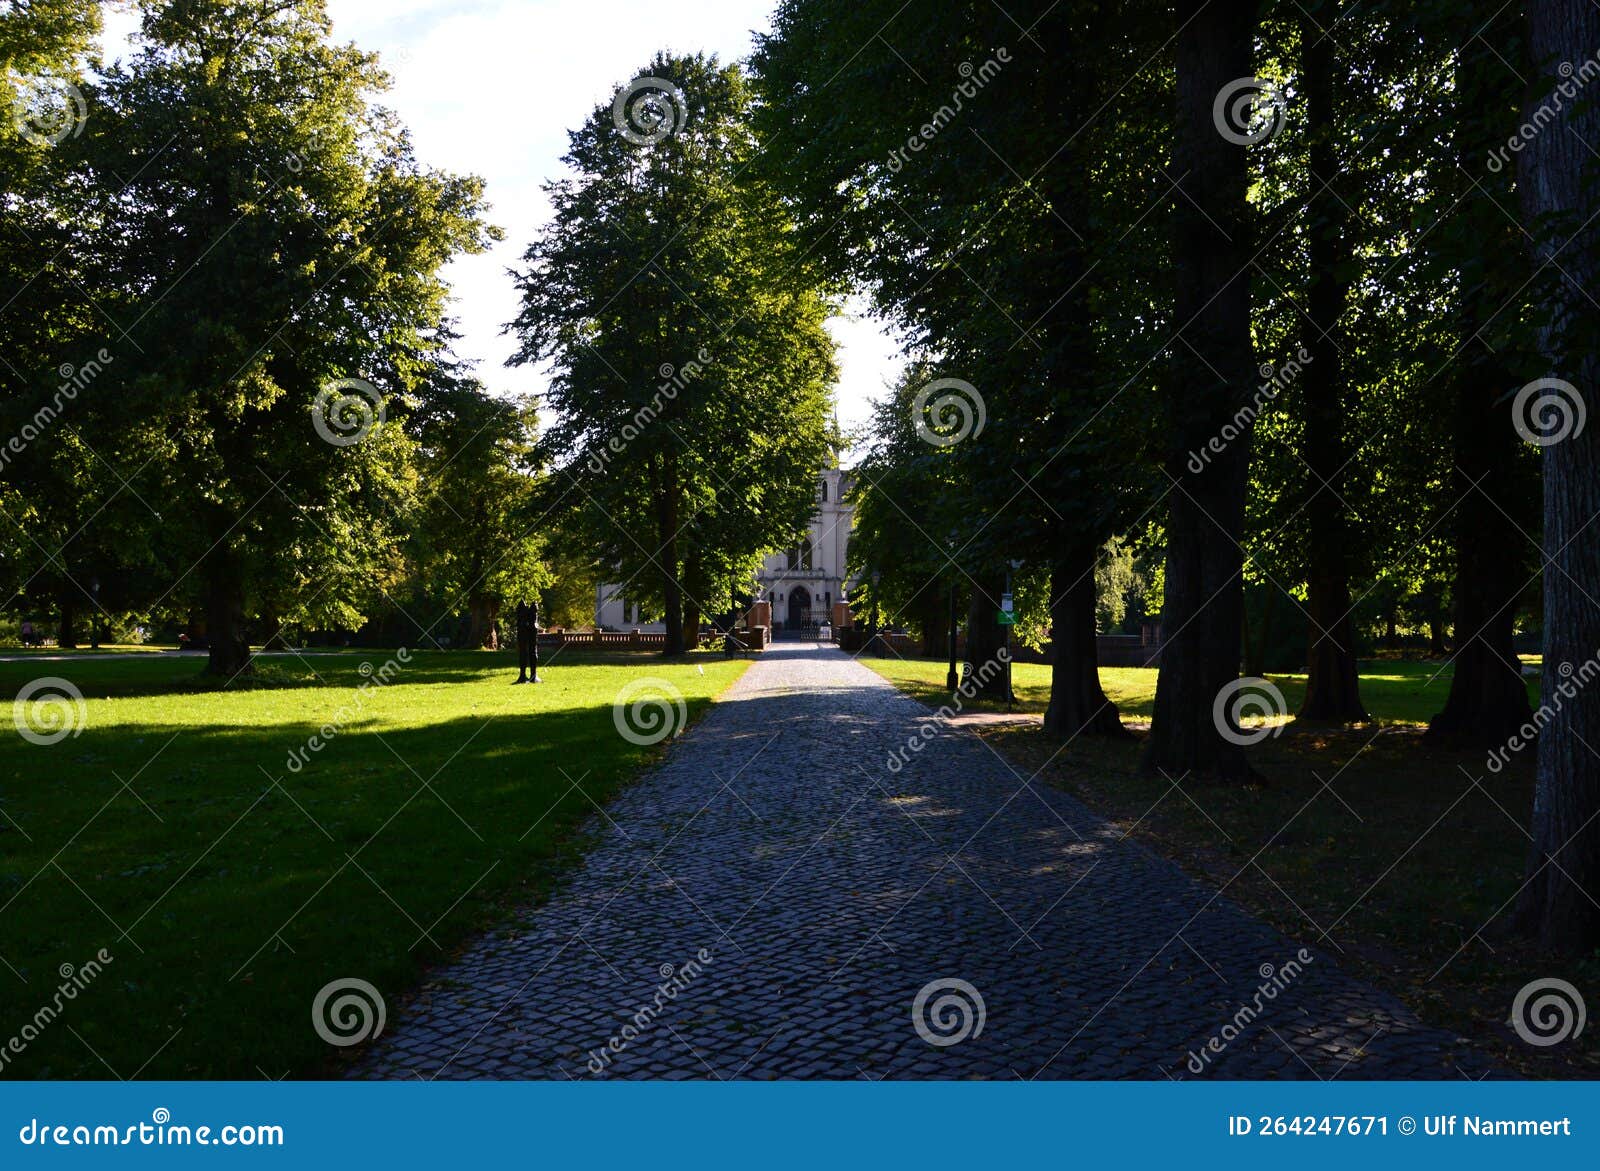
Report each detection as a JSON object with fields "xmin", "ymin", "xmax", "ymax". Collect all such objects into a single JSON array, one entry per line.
[{"xmin": 98, "ymin": 0, "xmax": 901, "ymax": 445}]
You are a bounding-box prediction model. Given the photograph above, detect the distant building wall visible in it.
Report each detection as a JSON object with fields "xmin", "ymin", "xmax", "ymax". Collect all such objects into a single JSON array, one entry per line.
[
  {"xmin": 595, "ymin": 465, "xmax": 853, "ymax": 633},
  {"xmin": 758, "ymin": 466, "xmax": 854, "ymax": 633}
]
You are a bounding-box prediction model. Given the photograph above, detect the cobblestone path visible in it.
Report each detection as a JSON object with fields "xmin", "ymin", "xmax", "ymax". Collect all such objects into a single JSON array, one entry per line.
[{"xmin": 355, "ymin": 643, "xmax": 1485, "ymax": 1080}]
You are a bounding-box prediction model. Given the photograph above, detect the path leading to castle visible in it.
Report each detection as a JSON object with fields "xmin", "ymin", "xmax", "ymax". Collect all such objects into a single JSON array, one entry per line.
[{"xmin": 355, "ymin": 643, "xmax": 1483, "ymax": 1080}]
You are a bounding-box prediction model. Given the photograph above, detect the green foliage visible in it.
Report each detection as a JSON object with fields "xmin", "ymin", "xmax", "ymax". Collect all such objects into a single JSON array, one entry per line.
[
  {"xmin": 845, "ymin": 362, "xmax": 965, "ymax": 633},
  {"xmin": 538, "ymin": 546, "xmax": 599, "ymax": 630},
  {"xmin": 509, "ymin": 52, "xmax": 835, "ymax": 642},
  {"xmin": 755, "ymin": 0, "xmax": 1169, "ymax": 587},
  {"xmin": 78, "ymin": 1, "xmax": 497, "ymax": 645},
  {"xmin": 0, "ymin": 1, "xmax": 528, "ymax": 657},
  {"xmin": 1095, "ymin": 538, "xmax": 1139, "ymax": 634},
  {"xmin": 762, "ymin": 0, "xmax": 1546, "ymax": 682},
  {"xmin": 0, "ymin": 0, "xmax": 114, "ymax": 628},
  {"xmin": 400, "ymin": 370, "xmax": 548, "ymax": 645},
  {"xmin": 1243, "ymin": 1, "xmax": 1540, "ymax": 634}
]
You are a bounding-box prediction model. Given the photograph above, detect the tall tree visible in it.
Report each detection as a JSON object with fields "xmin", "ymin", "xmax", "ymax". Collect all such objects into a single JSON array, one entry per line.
[
  {"xmin": 756, "ymin": 0, "xmax": 1164, "ymax": 719},
  {"xmin": 1144, "ymin": 0, "xmax": 1262, "ymax": 778},
  {"xmin": 509, "ymin": 53, "xmax": 835, "ymax": 657},
  {"xmin": 0, "ymin": 0, "xmax": 119, "ymax": 644},
  {"xmin": 1514, "ymin": 0, "xmax": 1600, "ymax": 954},
  {"xmin": 847, "ymin": 364, "xmax": 971, "ymax": 661},
  {"xmin": 1425, "ymin": 2, "xmax": 1539, "ymax": 746},
  {"xmin": 405, "ymin": 372, "xmax": 547, "ymax": 650},
  {"xmin": 1294, "ymin": 2, "xmax": 1369, "ymax": 723},
  {"xmin": 85, "ymin": 0, "xmax": 495, "ymax": 674}
]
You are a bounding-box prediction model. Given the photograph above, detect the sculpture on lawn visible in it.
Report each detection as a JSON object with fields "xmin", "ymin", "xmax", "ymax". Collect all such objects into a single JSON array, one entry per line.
[{"xmin": 513, "ymin": 599, "xmax": 541, "ymax": 684}]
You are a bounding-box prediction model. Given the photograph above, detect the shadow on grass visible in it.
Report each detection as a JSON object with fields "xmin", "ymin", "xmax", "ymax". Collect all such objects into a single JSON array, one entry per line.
[
  {"xmin": 0, "ymin": 687, "xmax": 724, "ymax": 1080},
  {"xmin": 976, "ymin": 719, "xmax": 1597, "ymax": 1079}
]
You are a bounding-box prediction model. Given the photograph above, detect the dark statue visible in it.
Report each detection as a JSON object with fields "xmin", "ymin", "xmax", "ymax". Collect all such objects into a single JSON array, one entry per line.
[{"xmin": 513, "ymin": 600, "xmax": 541, "ymax": 684}]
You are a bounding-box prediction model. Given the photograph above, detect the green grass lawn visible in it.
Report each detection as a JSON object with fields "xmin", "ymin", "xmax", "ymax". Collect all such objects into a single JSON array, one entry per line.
[
  {"xmin": 865, "ymin": 655, "xmax": 1541, "ymax": 727},
  {"xmin": 862, "ymin": 653, "xmax": 1596, "ymax": 1078},
  {"xmin": 0, "ymin": 648, "xmax": 748, "ymax": 1079}
]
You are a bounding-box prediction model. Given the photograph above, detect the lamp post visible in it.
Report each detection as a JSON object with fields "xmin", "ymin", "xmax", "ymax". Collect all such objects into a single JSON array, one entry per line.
[
  {"xmin": 1004, "ymin": 559, "xmax": 1023, "ymax": 712},
  {"xmin": 945, "ymin": 531, "xmax": 960, "ymax": 692},
  {"xmin": 869, "ymin": 570, "xmax": 881, "ymax": 654},
  {"xmin": 946, "ymin": 583, "xmax": 960, "ymax": 692}
]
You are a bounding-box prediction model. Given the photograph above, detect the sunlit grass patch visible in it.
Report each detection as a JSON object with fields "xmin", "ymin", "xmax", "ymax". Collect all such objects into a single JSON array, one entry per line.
[{"xmin": 0, "ymin": 649, "xmax": 747, "ymax": 1079}]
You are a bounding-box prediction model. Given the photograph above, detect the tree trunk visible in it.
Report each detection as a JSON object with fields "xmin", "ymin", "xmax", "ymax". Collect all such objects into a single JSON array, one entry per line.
[
  {"xmin": 963, "ymin": 573, "xmax": 1010, "ymax": 701},
  {"xmin": 1241, "ymin": 589, "xmax": 1258, "ymax": 682},
  {"xmin": 1513, "ymin": 0, "xmax": 1600, "ymax": 954},
  {"xmin": 921, "ymin": 589, "xmax": 949, "ymax": 659},
  {"xmin": 681, "ymin": 547, "xmax": 704, "ymax": 648},
  {"xmin": 1044, "ymin": 547, "xmax": 1129, "ymax": 738},
  {"xmin": 1427, "ymin": 14, "xmax": 1536, "ymax": 748},
  {"xmin": 1426, "ymin": 370, "xmax": 1535, "ymax": 751},
  {"xmin": 469, "ymin": 595, "xmax": 500, "ymax": 650},
  {"xmin": 1296, "ymin": 4, "xmax": 1369, "ymax": 724},
  {"xmin": 203, "ymin": 546, "xmax": 251, "ymax": 676},
  {"xmin": 260, "ymin": 606, "xmax": 284, "ymax": 651},
  {"xmin": 1244, "ymin": 584, "xmax": 1278, "ymax": 679},
  {"xmin": 1142, "ymin": 0, "xmax": 1259, "ymax": 780},
  {"xmin": 657, "ymin": 455, "xmax": 685, "ymax": 656},
  {"xmin": 58, "ymin": 599, "xmax": 77, "ymax": 649}
]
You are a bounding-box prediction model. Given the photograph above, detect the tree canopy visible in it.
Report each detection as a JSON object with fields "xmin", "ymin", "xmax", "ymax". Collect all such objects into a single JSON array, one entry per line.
[{"xmin": 508, "ymin": 52, "xmax": 836, "ymax": 654}]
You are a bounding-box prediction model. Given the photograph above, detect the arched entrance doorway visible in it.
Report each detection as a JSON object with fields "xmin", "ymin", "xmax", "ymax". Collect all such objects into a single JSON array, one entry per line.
[{"xmin": 788, "ymin": 586, "xmax": 811, "ymax": 632}]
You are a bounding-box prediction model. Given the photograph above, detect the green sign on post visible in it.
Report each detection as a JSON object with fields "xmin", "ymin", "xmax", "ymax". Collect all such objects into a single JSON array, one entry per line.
[{"xmin": 998, "ymin": 592, "xmax": 1015, "ymax": 625}]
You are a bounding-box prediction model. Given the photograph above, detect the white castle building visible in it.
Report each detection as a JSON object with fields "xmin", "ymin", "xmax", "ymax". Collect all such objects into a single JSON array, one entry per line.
[
  {"xmin": 756, "ymin": 465, "xmax": 854, "ymax": 633},
  {"xmin": 595, "ymin": 465, "xmax": 854, "ymax": 634}
]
